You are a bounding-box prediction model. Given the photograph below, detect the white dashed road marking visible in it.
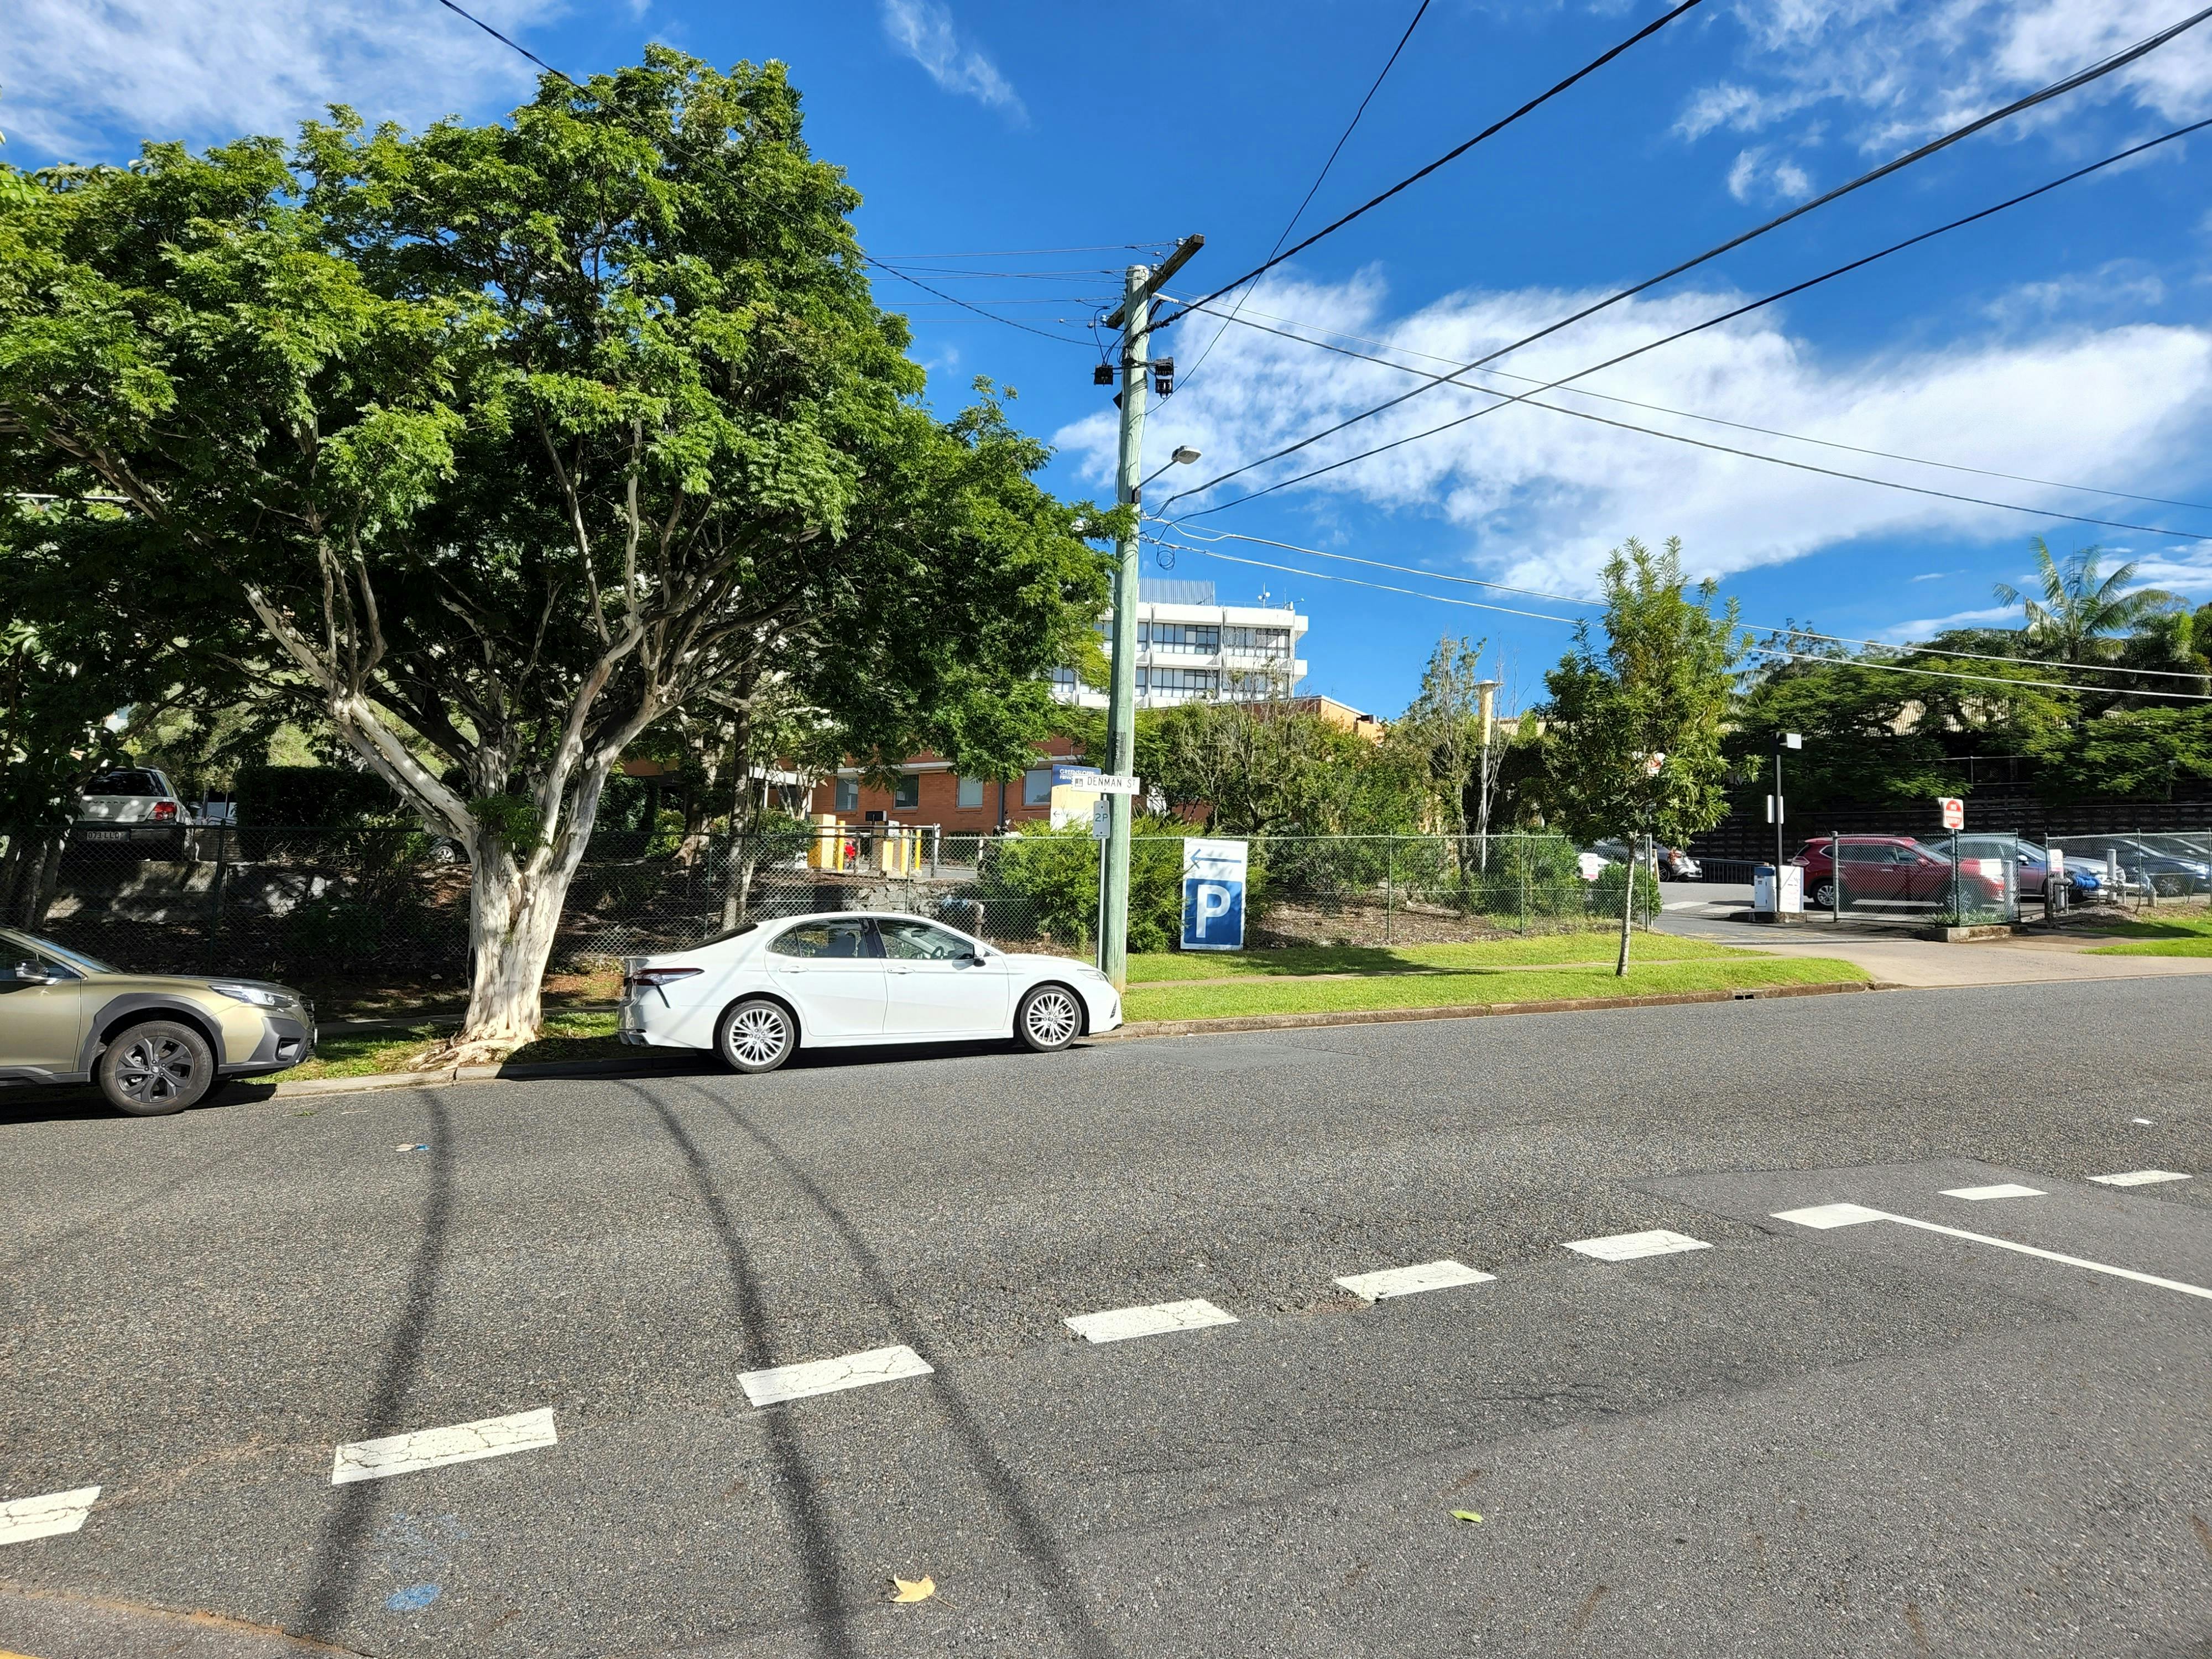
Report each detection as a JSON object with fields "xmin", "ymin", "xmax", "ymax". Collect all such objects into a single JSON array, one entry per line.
[
  {"xmin": 1562, "ymin": 1229, "xmax": 1710, "ymax": 1262},
  {"xmin": 1066, "ymin": 1300, "xmax": 1238, "ymax": 1344},
  {"xmin": 0, "ymin": 1486, "xmax": 100, "ymax": 1545},
  {"xmin": 2089, "ymin": 1170, "xmax": 2191, "ymax": 1187},
  {"xmin": 1771, "ymin": 1205, "xmax": 2212, "ymax": 1300},
  {"xmin": 1335, "ymin": 1260, "xmax": 1495, "ymax": 1302},
  {"xmin": 1941, "ymin": 1183, "xmax": 2044, "ymax": 1201},
  {"xmin": 331, "ymin": 1408, "xmax": 558, "ymax": 1485},
  {"xmin": 739, "ymin": 1345, "xmax": 934, "ymax": 1408}
]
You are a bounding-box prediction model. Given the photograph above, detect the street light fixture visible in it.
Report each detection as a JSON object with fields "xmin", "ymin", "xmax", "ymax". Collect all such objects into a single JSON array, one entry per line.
[{"xmin": 1136, "ymin": 447, "xmax": 1202, "ymax": 494}]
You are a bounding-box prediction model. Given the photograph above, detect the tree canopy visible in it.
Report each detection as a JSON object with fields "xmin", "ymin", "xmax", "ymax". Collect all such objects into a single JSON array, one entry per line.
[{"xmin": 0, "ymin": 51, "xmax": 1110, "ymax": 1047}]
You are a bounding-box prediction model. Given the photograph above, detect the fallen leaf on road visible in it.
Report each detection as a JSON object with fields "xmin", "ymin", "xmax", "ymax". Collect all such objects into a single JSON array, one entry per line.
[
  {"xmin": 890, "ymin": 1575, "xmax": 935, "ymax": 1603},
  {"xmin": 1451, "ymin": 1510, "xmax": 1483, "ymax": 1524}
]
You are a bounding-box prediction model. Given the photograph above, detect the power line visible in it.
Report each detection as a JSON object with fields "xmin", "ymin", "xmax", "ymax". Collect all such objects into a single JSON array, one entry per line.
[
  {"xmin": 871, "ymin": 243, "xmax": 1179, "ymax": 259},
  {"xmin": 1195, "ymin": 294, "xmax": 2212, "ymax": 519},
  {"xmin": 1177, "ymin": 0, "xmax": 1432, "ymax": 397},
  {"xmin": 1167, "ymin": 115, "xmax": 2212, "ymax": 520},
  {"xmin": 435, "ymin": 0, "xmax": 574, "ymax": 82},
  {"xmin": 1153, "ymin": 0, "xmax": 1710, "ymax": 332},
  {"xmin": 1149, "ymin": 535, "xmax": 2212, "ymax": 700},
  {"xmin": 1164, "ymin": 522, "xmax": 2212, "ymax": 680},
  {"xmin": 861, "ymin": 255, "xmax": 1095, "ymax": 345},
  {"xmin": 422, "ymin": 6, "xmax": 1124, "ymax": 356},
  {"xmin": 1158, "ymin": 11, "xmax": 2212, "ymax": 512},
  {"xmin": 1167, "ymin": 306, "xmax": 2212, "ymax": 544}
]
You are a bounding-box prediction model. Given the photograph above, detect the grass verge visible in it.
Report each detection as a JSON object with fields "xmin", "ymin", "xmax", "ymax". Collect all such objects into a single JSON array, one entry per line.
[
  {"xmin": 1122, "ymin": 957, "xmax": 1870, "ymax": 1023},
  {"xmin": 285, "ymin": 1011, "xmax": 623, "ymax": 1079},
  {"xmin": 1125, "ymin": 933, "xmax": 1749, "ymax": 983}
]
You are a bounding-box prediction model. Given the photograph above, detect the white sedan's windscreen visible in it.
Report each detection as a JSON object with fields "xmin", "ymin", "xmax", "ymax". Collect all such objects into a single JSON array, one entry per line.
[
  {"xmin": 878, "ymin": 920, "xmax": 972, "ymax": 961},
  {"xmin": 769, "ymin": 919, "xmax": 874, "ymax": 958}
]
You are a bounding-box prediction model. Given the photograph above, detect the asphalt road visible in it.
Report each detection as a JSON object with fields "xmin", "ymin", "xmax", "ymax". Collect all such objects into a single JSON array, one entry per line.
[{"xmin": 2, "ymin": 979, "xmax": 2208, "ymax": 1658}]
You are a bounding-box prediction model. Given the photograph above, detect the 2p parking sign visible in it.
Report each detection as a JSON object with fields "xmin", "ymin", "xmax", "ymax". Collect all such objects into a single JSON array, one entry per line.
[{"xmin": 1181, "ymin": 838, "xmax": 1248, "ymax": 952}]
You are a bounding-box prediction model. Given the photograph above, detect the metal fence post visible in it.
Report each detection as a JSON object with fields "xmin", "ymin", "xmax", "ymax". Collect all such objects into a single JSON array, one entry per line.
[
  {"xmin": 1519, "ymin": 841, "xmax": 1530, "ymax": 935},
  {"xmin": 205, "ymin": 823, "xmax": 229, "ymax": 974},
  {"xmin": 1831, "ymin": 830, "xmax": 1842, "ymax": 925},
  {"xmin": 1385, "ymin": 839, "xmax": 1394, "ymax": 945}
]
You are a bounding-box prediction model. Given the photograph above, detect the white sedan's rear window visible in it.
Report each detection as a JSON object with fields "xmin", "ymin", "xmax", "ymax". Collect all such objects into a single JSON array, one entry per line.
[{"xmin": 769, "ymin": 919, "xmax": 874, "ymax": 959}]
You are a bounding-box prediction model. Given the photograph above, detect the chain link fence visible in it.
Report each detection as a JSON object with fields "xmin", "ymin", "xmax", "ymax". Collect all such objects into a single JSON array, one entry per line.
[{"xmin": 26, "ymin": 824, "xmax": 1658, "ymax": 990}]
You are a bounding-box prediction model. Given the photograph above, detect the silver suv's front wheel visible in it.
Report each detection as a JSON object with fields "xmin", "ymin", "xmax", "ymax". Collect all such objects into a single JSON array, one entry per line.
[
  {"xmin": 717, "ymin": 998, "xmax": 796, "ymax": 1074},
  {"xmin": 1015, "ymin": 984, "xmax": 1082, "ymax": 1053}
]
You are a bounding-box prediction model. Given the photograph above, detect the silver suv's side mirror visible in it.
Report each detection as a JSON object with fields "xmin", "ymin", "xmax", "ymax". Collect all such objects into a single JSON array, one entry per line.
[{"xmin": 7, "ymin": 962, "xmax": 54, "ymax": 984}]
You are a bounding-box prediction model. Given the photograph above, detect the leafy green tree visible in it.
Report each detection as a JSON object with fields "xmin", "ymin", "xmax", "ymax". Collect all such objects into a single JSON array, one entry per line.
[
  {"xmin": 2027, "ymin": 706, "xmax": 2212, "ymax": 802},
  {"xmin": 0, "ymin": 498, "xmax": 267, "ymax": 926},
  {"xmin": 1390, "ymin": 635, "xmax": 1493, "ymax": 837},
  {"xmin": 1539, "ymin": 537, "xmax": 1740, "ymax": 972},
  {"xmin": 0, "ymin": 54, "xmax": 1109, "ymax": 1054},
  {"xmin": 1994, "ymin": 537, "xmax": 2179, "ymax": 663}
]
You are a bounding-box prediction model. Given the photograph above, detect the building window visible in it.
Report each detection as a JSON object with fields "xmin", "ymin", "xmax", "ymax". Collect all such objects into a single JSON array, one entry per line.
[
  {"xmin": 1224, "ymin": 625, "xmax": 1290, "ymax": 658},
  {"xmin": 957, "ymin": 776, "xmax": 985, "ymax": 810},
  {"xmin": 1147, "ymin": 667, "xmax": 1219, "ymax": 695},
  {"xmin": 1048, "ymin": 665, "xmax": 1077, "ymax": 687},
  {"xmin": 893, "ymin": 774, "xmax": 921, "ymax": 810},
  {"xmin": 1022, "ymin": 767, "xmax": 1054, "ymax": 807},
  {"xmin": 1149, "ymin": 622, "xmax": 1220, "ymax": 655},
  {"xmin": 834, "ymin": 776, "xmax": 859, "ymax": 812}
]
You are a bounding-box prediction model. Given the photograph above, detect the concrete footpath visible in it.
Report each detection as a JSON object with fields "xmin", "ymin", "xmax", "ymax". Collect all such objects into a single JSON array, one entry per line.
[{"xmin": 1658, "ymin": 883, "xmax": 2212, "ymax": 989}]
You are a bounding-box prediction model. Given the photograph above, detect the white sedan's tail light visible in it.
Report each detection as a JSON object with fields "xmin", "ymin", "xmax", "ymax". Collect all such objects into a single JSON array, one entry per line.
[{"xmin": 624, "ymin": 967, "xmax": 703, "ymax": 990}]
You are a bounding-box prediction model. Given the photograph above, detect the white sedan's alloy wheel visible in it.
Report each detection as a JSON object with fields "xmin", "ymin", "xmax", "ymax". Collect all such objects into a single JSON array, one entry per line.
[
  {"xmin": 718, "ymin": 998, "xmax": 796, "ymax": 1074},
  {"xmin": 1017, "ymin": 984, "xmax": 1081, "ymax": 1053}
]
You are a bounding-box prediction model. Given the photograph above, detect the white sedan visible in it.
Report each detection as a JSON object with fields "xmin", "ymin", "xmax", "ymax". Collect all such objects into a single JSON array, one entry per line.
[{"xmin": 617, "ymin": 911, "xmax": 1123, "ymax": 1073}]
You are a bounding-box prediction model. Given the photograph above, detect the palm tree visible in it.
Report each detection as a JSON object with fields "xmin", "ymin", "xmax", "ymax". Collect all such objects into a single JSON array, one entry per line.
[{"xmin": 1993, "ymin": 537, "xmax": 2179, "ymax": 663}]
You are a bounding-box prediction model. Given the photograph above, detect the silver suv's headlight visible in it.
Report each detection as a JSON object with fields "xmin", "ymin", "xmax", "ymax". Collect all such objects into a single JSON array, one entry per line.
[{"xmin": 210, "ymin": 981, "xmax": 290, "ymax": 1010}]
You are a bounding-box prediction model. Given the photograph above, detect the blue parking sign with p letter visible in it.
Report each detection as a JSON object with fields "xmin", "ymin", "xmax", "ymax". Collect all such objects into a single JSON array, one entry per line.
[{"xmin": 1181, "ymin": 838, "xmax": 1249, "ymax": 952}]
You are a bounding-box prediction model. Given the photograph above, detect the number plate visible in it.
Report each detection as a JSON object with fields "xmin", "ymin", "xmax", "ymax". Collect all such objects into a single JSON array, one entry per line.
[{"xmin": 81, "ymin": 830, "xmax": 127, "ymax": 842}]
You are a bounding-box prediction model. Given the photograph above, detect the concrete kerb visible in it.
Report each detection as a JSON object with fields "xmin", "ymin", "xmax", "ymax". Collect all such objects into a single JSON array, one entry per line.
[{"xmin": 263, "ymin": 978, "xmax": 1881, "ymax": 1099}]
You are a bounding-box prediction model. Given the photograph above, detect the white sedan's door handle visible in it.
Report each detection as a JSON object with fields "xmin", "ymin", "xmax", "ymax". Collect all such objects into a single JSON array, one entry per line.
[{"xmin": 886, "ymin": 963, "xmax": 912, "ymax": 974}]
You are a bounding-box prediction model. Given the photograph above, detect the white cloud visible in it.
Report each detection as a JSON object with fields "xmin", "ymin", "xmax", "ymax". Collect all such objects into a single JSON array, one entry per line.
[
  {"xmin": 0, "ymin": 0, "xmax": 559, "ymax": 159},
  {"xmin": 1725, "ymin": 145, "xmax": 1812, "ymax": 203},
  {"xmin": 1683, "ymin": 1, "xmax": 2212, "ymax": 157},
  {"xmin": 879, "ymin": 0, "xmax": 1024, "ymax": 119},
  {"xmin": 1877, "ymin": 604, "xmax": 2017, "ymax": 642},
  {"xmin": 1908, "ymin": 570, "xmax": 1963, "ymax": 582},
  {"xmin": 1058, "ymin": 272, "xmax": 2212, "ymax": 603}
]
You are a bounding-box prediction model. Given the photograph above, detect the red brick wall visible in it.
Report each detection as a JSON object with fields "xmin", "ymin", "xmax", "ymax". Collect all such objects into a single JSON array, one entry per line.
[{"xmin": 805, "ymin": 738, "xmax": 1083, "ymax": 832}]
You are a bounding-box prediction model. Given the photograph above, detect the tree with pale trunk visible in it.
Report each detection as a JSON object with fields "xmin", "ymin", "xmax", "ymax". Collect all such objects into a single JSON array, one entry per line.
[
  {"xmin": 1539, "ymin": 538, "xmax": 1741, "ymax": 975},
  {"xmin": 0, "ymin": 52, "xmax": 1111, "ymax": 1056}
]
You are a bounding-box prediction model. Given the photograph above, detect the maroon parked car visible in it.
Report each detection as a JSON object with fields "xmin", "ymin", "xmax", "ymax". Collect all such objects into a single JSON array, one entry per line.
[{"xmin": 1790, "ymin": 836, "xmax": 2005, "ymax": 911}]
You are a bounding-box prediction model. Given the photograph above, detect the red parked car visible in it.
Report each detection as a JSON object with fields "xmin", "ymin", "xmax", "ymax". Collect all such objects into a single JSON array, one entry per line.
[{"xmin": 1790, "ymin": 836, "xmax": 2005, "ymax": 911}]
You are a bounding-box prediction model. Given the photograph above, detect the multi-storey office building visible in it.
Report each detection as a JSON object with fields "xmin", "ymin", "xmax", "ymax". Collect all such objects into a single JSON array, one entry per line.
[{"xmin": 1048, "ymin": 579, "xmax": 1310, "ymax": 709}]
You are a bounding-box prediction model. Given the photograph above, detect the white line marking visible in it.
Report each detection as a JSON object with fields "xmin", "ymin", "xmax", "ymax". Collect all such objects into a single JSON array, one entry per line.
[
  {"xmin": 1561, "ymin": 1229, "xmax": 1711, "ymax": 1262},
  {"xmin": 2089, "ymin": 1170, "xmax": 2191, "ymax": 1187},
  {"xmin": 1065, "ymin": 1299, "xmax": 1238, "ymax": 1344},
  {"xmin": 738, "ymin": 1345, "xmax": 934, "ymax": 1408},
  {"xmin": 1941, "ymin": 1183, "xmax": 2044, "ymax": 1201},
  {"xmin": 330, "ymin": 1408, "xmax": 557, "ymax": 1485},
  {"xmin": 1771, "ymin": 1206, "xmax": 2212, "ymax": 1300},
  {"xmin": 0, "ymin": 1486, "xmax": 100, "ymax": 1546},
  {"xmin": 1772, "ymin": 1202, "xmax": 1889, "ymax": 1229},
  {"xmin": 1334, "ymin": 1259, "xmax": 1496, "ymax": 1302}
]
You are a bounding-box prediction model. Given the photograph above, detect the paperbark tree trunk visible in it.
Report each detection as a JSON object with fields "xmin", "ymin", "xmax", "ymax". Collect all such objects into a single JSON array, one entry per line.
[{"xmin": 446, "ymin": 760, "xmax": 621, "ymax": 1061}]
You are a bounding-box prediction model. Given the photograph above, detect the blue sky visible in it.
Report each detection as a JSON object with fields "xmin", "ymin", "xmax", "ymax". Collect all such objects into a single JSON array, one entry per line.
[{"xmin": 8, "ymin": 1, "xmax": 2211, "ymax": 719}]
